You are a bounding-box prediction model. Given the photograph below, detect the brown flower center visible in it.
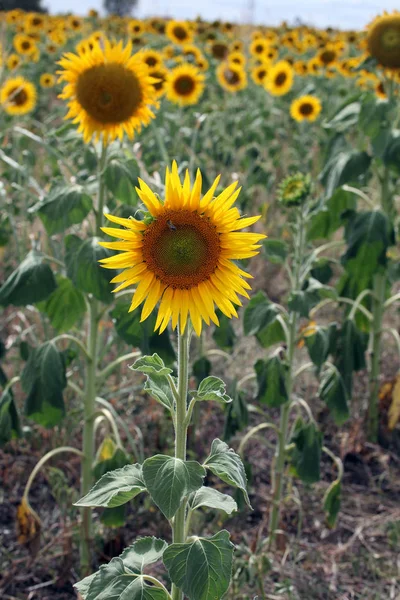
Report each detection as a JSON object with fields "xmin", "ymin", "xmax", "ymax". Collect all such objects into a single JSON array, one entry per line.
[
  {"xmin": 212, "ymin": 43, "xmax": 228, "ymax": 59},
  {"xmin": 275, "ymin": 71, "xmax": 287, "ymax": 86},
  {"xmin": 142, "ymin": 210, "xmax": 221, "ymax": 289},
  {"xmin": 173, "ymin": 25, "xmax": 189, "ymax": 41},
  {"xmin": 299, "ymin": 102, "xmax": 313, "ymax": 116},
  {"xmin": 173, "ymin": 74, "xmax": 196, "ymax": 96},
  {"xmin": 224, "ymin": 68, "xmax": 240, "ymax": 85},
  {"xmin": 9, "ymin": 87, "xmax": 28, "ymax": 106}
]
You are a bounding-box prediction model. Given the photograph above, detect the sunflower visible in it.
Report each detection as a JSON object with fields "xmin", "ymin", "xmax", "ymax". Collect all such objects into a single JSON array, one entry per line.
[
  {"xmin": 182, "ymin": 44, "xmax": 204, "ymax": 63},
  {"xmin": 294, "ymin": 60, "xmax": 308, "ymax": 75},
  {"xmin": 317, "ymin": 46, "xmax": 338, "ymax": 67},
  {"xmin": 231, "ymin": 40, "xmax": 243, "ymax": 52},
  {"xmin": 251, "ymin": 63, "xmax": 269, "ymax": 85},
  {"xmin": 227, "ymin": 51, "xmax": 246, "ymax": 67},
  {"xmin": 40, "ymin": 73, "xmax": 56, "ymax": 88},
  {"xmin": 217, "ymin": 63, "xmax": 247, "ymax": 92},
  {"xmin": 149, "ymin": 66, "xmax": 168, "ymax": 98},
  {"xmin": 249, "ymin": 38, "xmax": 269, "ymax": 58},
  {"xmin": 99, "ymin": 162, "xmax": 265, "ymax": 336},
  {"xmin": 58, "ymin": 39, "xmax": 159, "ymax": 144},
  {"xmin": 166, "ymin": 20, "xmax": 193, "ymax": 45},
  {"xmin": 367, "ymin": 11, "xmax": 400, "ymax": 69},
  {"xmin": 24, "ymin": 12, "xmax": 46, "ymax": 33},
  {"xmin": 265, "ymin": 61, "xmax": 294, "ymax": 96},
  {"xmin": 127, "ymin": 19, "xmax": 145, "ymax": 36},
  {"xmin": 6, "ymin": 9, "xmax": 23, "ymax": 24},
  {"xmin": 13, "ymin": 34, "xmax": 37, "ymax": 56},
  {"xmin": 68, "ymin": 16, "xmax": 84, "ymax": 32},
  {"xmin": 290, "ymin": 95, "xmax": 322, "ymax": 122},
  {"xmin": 140, "ymin": 49, "xmax": 163, "ymax": 69},
  {"xmin": 277, "ymin": 172, "xmax": 311, "ymax": 206},
  {"xmin": 7, "ymin": 53, "xmax": 21, "ymax": 71},
  {"xmin": 375, "ymin": 80, "xmax": 387, "ymax": 99},
  {"xmin": 196, "ymin": 57, "xmax": 209, "ymax": 71},
  {"xmin": 165, "ymin": 63, "xmax": 205, "ymax": 106},
  {"xmin": 0, "ymin": 76, "xmax": 37, "ymax": 116}
]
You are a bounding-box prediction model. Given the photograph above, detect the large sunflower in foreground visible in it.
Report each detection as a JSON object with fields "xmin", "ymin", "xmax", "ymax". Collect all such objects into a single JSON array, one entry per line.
[
  {"xmin": 165, "ymin": 63, "xmax": 205, "ymax": 106},
  {"xmin": 265, "ymin": 61, "xmax": 294, "ymax": 96},
  {"xmin": 0, "ymin": 76, "xmax": 37, "ymax": 116},
  {"xmin": 290, "ymin": 95, "xmax": 322, "ymax": 122},
  {"xmin": 57, "ymin": 39, "xmax": 159, "ymax": 144},
  {"xmin": 99, "ymin": 162, "xmax": 265, "ymax": 336},
  {"xmin": 367, "ymin": 11, "xmax": 400, "ymax": 69}
]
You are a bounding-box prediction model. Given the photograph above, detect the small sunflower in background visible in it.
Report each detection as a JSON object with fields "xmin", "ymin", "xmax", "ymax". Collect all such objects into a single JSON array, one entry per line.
[
  {"xmin": 375, "ymin": 80, "xmax": 387, "ymax": 99},
  {"xmin": 367, "ymin": 11, "xmax": 400, "ymax": 69},
  {"xmin": 182, "ymin": 44, "xmax": 204, "ymax": 63},
  {"xmin": 24, "ymin": 12, "xmax": 46, "ymax": 34},
  {"xmin": 149, "ymin": 65, "xmax": 168, "ymax": 99},
  {"xmin": 165, "ymin": 63, "xmax": 205, "ymax": 106},
  {"xmin": 227, "ymin": 51, "xmax": 246, "ymax": 68},
  {"xmin": 265, "ymin": 60, "xmax": 294, "ymax": 96},
  {"xmin": 139, "ymin": 49, "xmax": 164, "ymax": 70},
  {"xmin": 231, "ymin": 40, "xmax": 243, "ymax": 52},
  {"xmin": 217, "ymin": 63, "xmax": 247, "ymax": 92},
  {"xmin": 317, "ymin": 45, "xmax": 338, "ymax": 67},
  {"xmin": 196, "ymin": 56, "xmax": 209, "ymax": 72},
  {"xmin": 290, "ymin": 95, "xmax": 322, "ymax": 122},
  {"xmin": 166, "ymin": 20, "xmax": 193, "ymax": 45},
  {"xmin": 13, "ymin": 33, "xmax": 37, "ymax": 57},
  {"xmin": 249, "ymin": 38, "xmax": 269, "ymax": 59},
  {"xmin": 209, "ymin": 41, "xmax": 229, "ymax": 60},
  {"xmin": 251, "ymin": 63, "xmax": 269, "ymax": 85},
  {"xmin": 127, "ymin": 19, "xmax": 145, "ymax": 36},
  {"xmin": 277, "ymin": 172, "xmax": 311, "ymax": 206},
  {"xmin": 99, "ymin": 162, "xmax": 265, "ymax": 336},
  {"xmin": 7, "ymin": 53, "xmax": 21, "ymax": 71},
  {"xmin": 40, "ymin": 73, "xmax": 56, "ymax": 88},
  {"xmin": 1, "ymin": 76, "xmax": 37, "ymax": 116},
  {"xmin": 58, "ymin": 39, "xmax": 159, "ymax": 144}
]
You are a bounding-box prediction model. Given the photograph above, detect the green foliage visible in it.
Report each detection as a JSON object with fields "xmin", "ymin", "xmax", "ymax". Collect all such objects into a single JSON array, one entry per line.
[
  {"xmin": 192, "ymin": 356, "xmax": 211, "ymax": 387},
  {"xmin": 65, "ymin": 235, "xmax": 117, "ymax": 304},
  {"xmin": 30, "ymin": 186, "xmax": 93, "ymax": 235},
  {"xmin": 0, "ymin": 250, "xmax": 57, "ymax": 306},
  {"xmin": 319, "ymin": 367, "xmax": 349, "ymax": 425},
  {"xmin": 305, "ymin": 323, "xmax": 337, "ymax": 371},
  {"xmin": 288, "ymin": 278, "xmax": 336, "ymax": 318},
  {"xmin": 323, "ymin": 100, "xmax": 361, "ymax": 132},
  {"xmin": 323, "ymin": 480, "xmax": 341, "ymax": 528},
  {"xmin": 119, "ymin": 537, "xmax": 168, "ymax": 572},
  {"xmin": 0, "ymin": 388, "xmax": 21, "ymax": 446},
  {"xmin": 212, "ymin": 313, "xmax": 236, "ymax": 351},
  {"xmin": 334, "ymin": 319, "xmax": 367, "ymax": 394},
  {"xmin": 104, "ymin": 154, "xmax": 140, "ymax": 205},
  {"xmin": 189, "ymin": 487, "xmax": 237, "ymax": 515},
  {"xmin": 190, "ymin": 376, "xmax": 232, "ymax": 404},
  {"xmin": 289, "ymin": 418, "xmax": 322, "ymax": 484},
  {"xmin": 223, "ymin": 379, "xmax": 249, "ymax": 441},
  {"xmin": 163, "ymin": 530, "xmax": 234, "ymax": 600},
  {"xmin": 204, "ymin": 438, "xmax": 251, "ymax": 507},
  {"xmin": 131, "ymin": 354, "xmax": 175, "ymax": 410},
  {"xmin": 21, "ymin": 341, "xmax": 67, "ymax": 427},
  {"xmin": 39, "ymin": 276, "xmax": 86, "ymax": 333},
  {"xmin": 383, "ymin": 130, "xmax": 400, "ymax": 174},
  {"xmin": 320, "ymin": 150, "xmax": 371, "ymax": 199},
  {"xmin": 308, "ymin": 188, "xmax": 356, "ymax": 240},
  {"xmin": 75, "ymin": 464, "xmax": 146, "ymax": 508},
  {"xmin": 262, "ymin": 239, "xmax": 288, "ymax": 264},
  {"xmin": 143, "ymin": 455, "xmax": 205, "ymax": 519},
  {"xmin": 243, "ymin": 291, "xmax": 285, "ymax": 348},
  {"xmin": 255, "ymin": 355, "xmax": 288, "ymax": 407}
]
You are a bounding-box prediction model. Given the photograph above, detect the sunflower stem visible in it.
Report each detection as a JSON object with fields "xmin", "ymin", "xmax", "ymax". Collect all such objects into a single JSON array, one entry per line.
[
  {"xmin": 171, "ymin": 324, "xmax": 190, "ymax": 600},
  {"xmin": 80, "ymin": 141, "xmax": 107, "ymax": 576}
]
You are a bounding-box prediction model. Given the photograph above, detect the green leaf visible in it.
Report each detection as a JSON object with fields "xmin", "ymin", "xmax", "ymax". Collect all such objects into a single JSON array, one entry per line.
[
  {"xmin": 263, "ymin": 239, "xmax": 288, "ymax": 264},
  {"xmin": 192, "ymin": 357, "xmax": 211, "ymax": 387},
  {"xmin": 335, "ymin": 319, "xmax": 367, "ymax": 394},
  {"xmin": 243, "ymin": 291, "xmax": 285, "ymax": 348},
  {"xmin": 383, "ymin": 129, "xmax": 400, "ymax": 174},
  {"xmin": 190, "ymin": 376, "xmax": 232, "ymax": 404},
  {"xmin": 212, "ymin": 313, "xmax": 236, "ymax": 352},
  {"xmin": 21, "ymin": 341, "xmax": 66, "ymax": 427},
  {"xmin": 30, "ymin": 185, "xmax": 92, "ymax": 235},
  {"xmin": 120, "ymin": 537, "xmax": 168, "ymax": 573},
  {"xmin": 223, "ymin": 380, "xmax": 248, "ymax": 441},
  {"xmin": 310, "ymin": 259, "xmax": 333, "ymax": 284},
  {"xmin": 255, "ymin": 355, "xmax": 288, "ymax": 408},
  {"xmin": 323, "ymin": 100, "xmax": 361, "ymax": 132},
  {"xmin": 305, "ymin": 323, "xmax": 337, "ymax": 371},
  {"xmin": 101, "ymin": 505, "xmax": 126, "ymax": 528},
  {"xmin": 131, "ymin": 354, "xmax": 175, "ymax": 411},
  {"xmin": 319, "ymin": 368, "xmax": 349, "ymax": 425},
  {"xmin": 75, "ymin": 464, "xmax": 146, "ymax": 508},
  {"xmin": 341, "ymin": 210, "xmax": 395, "ymax": 281},
  {"xmin": 323, "ymin": 480, "xmax": 341, "ymax": 528},
  {"xmin": 189, "ymin": 487, "xmax": 237, "ymax": 515},
  {"xmin": 0, "ymin": 388, "xmax": 21, "ymax": 446},
  {"xmin": 0, "ymin": 250, "xmax": 57, "ymax": 307},
  {"xmin": 111, "ymin": 303, "xmax": 176, "ymax": 366},
  {"xmin": 289, "ymin": 418, "xmax": 322, "ymax": 484},
  {"xmin": 93, "ymin": 447, "xmax": 130, "ymax": 480},
  {"xmin": 40, "ymin": 276, "xmax": 86, "ymax": 333},
  {"xmin": 143, "ymin": 455, "xmax": 205, "ymax": 519},
  {"xmin": 105, "ymin": 156, "xmax": 140, "ymax": 205},
  {"xmin": 288, "ymin": 278, "xmax": 336, "ymax": 318},
  {"xmin": 320, "ymin": 151, "xmax": 371, "ymax": 199},
  {"xmin": 308, "ymin": 188, "xmax": 356, "ymax": 241},
  {"xmin": 76, "ymin": 558, "xmax": 169, "ymax": 600},
  {"xmin": 163, "ymin": 530, "xmax": 234, "ymax": 600},
  {"xmin": 65, "ymin": 235, "xmax": 116, "ymax": 304},
  {"xmin": 204, "ymin": 438, "xmax": 251, "ymax": 507},
  {"xmin": 359, "ymin": 96, "xmax": 391, "ymax": 139}
]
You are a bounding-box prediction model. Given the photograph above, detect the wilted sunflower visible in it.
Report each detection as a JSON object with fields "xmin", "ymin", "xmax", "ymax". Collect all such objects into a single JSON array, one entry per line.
[
  {"xmin": 367, "ymin": 11, "xmax": 400, "ymax": 69},
  {"xmin": 166, "ymin": 20, "xmax": 193, "ymax": 45},
  {"xmin": 165, "ymin": 63, "xmax": 205, "ymax": 106},
  {"xmin": 290, "ymin": 95, "xmax": 322, "ymax": 122},
  {"xmin": 40, "ymin": 73, "xmax": 56, "ymax": 88},
  {"xmin": 251, "ymin": 63, "xmax": 269, "ymax": 85},
  {"xmin": 265, "ymin": 61, "xmax": 294, "ymax": 96},
  {"xmin": 58, "ymin": 39, "xmax": 159, "ymax": 144},
  {"xmin": 99, "ymin": 162, "xmax": 265, "ymax": 336},
  {"xmin": 13, "ymin": 33, "xmax": 37, "ymax": 56},
  {"xmin": 0, "ymin": 76, "xmax": 37, "ymax": 116},
  {"xmin": 217, "ymin": 63, "xmax": 247, "ymax": 92}
]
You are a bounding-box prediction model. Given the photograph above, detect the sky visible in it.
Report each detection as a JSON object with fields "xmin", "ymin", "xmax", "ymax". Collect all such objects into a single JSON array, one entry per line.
[{"xmin": 46, "ymin": 0, "xmax": 398, "ymax": 30}]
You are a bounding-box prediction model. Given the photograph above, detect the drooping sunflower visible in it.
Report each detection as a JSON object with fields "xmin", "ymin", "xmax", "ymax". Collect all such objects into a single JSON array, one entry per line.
[
  {"xmin": 367, "ymin": 11, "xmax": 400, "ymax": 69},
  {"xmin": 57, "ymin": 39, "xmax": 159, "ymax": 144},
  {"xmin": 99, "ymin": 162, "xmax": 265, "ymax": 336},
  {"xmin": 13, "ymin": 33, "xmax": 37, "ymax": 56},
  {"xmin": 0, "ymin": 76, "xmax": 37, "ymax": 116},
  {"xmin": 290, "ymin": 95, "xmax": 322, "ymax": 122},
  {"xmin": 265, "ymin": 61, "xmax": 294, "ymax": 96},
  {"xmin": 40, "ymin": 73, "xmax": 56, "ymax": 88},
  {"xmin": 216, "ymin": 63, "xmax": 247, "ymax": 92},
  {"xmin": 165, "ymin": 63, "xmax": 205, "ymax": 106},
  {"xmin": 166, "ymin": 20, "xmax": 193, "ymax": 45},
  {"xmin": 139, "ymin": 49, "xmax": 164, "ymax": 70}
]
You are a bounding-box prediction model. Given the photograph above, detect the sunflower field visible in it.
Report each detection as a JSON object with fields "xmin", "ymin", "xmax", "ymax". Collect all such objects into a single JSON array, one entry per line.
[{"xmin": 0, "ymin": 7, "xmax": 400, "ymax": 600}]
